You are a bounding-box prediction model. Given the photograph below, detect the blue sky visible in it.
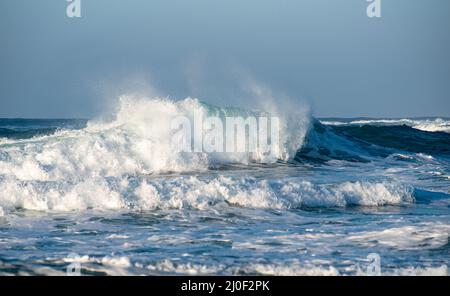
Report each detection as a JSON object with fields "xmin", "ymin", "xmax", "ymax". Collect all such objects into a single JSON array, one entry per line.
[{"xmin": 0, "ymin": 0, "xmax": 449, "ymax": 118}]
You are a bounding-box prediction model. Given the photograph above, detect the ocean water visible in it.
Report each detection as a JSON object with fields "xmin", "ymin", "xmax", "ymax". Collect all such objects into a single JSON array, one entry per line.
[{"xmin": 0, "ymin": 98, "xmax": 449, "ymax": 276}]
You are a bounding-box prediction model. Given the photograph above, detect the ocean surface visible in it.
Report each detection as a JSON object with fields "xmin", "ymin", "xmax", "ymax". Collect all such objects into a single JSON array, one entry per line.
[{"xmin": 0, "ymin": 98, "xmax": 449, "ymax": 276}]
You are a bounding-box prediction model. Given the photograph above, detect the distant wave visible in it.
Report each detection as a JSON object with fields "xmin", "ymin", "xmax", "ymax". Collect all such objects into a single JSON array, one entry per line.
[
  {"xmin": 331, "ymin": 125, "xmax": 450, "ymax": 156},
  {"xmin": 294, "ymin": 118, "xmax": 449, "ymax": 163},
  {"xmin": 310, "ymin": 119, "xmax": 450, "ymax": 159},
  {"xmin": 0, "ymin": 127, "xmax": 60, "ymax": 139},
  {"xmin": 0, "ymin": 118, "xmax": 87, "ymax": 140},
  {"xmin": 320, "ymin": 118, "xmax": 450, "ymax": 133}
]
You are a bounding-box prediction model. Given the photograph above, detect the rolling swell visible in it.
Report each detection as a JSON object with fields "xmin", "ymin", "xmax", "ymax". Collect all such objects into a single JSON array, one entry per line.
[
  {"xmin": 331, "ymin": 124, "xmax": 450, "ymax": 157},
  {"xmin": 295, "ymin": 120, "xmax": 388, "ymax": 163},
  {"xmin": 294, "ymin": 119, "xmax": 450, "ymax": 163},
  {"xmin": 0, "ymin": 119, "xmax": 87, "ymax": 140},
  {"xmin": 0, "ymin": 127, "xmax": 60, "ymax": 139}
]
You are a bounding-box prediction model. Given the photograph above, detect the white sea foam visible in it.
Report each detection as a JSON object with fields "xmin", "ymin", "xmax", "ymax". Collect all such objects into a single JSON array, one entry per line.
[
  {"xmin": 247, "ymin": 263, "xmax": 340, "ymax": 276},
  {"xmin": 385, "ymin": 265, "xmax": 448, "ymax": 276},
  {"xmin": 413, "ymin": 118, "xmax": 450, "ymax": 133},
  {"xmin": 61, "ymin": 255, "xmax": 133, "ymax": 276},
  {"xmin": 146, "ymin": 259, "xmax": 221, "ymax": 275},
  {"xmin": 249, "ymin": 263, "xmax": 448, "ymax": 276},
  {"xmin": 144, "ymin": 259, "xmax": 340, "ymax": 276},
  {"xmin": 101, "ymin": 256, "xmax": 131, "ymax": 268},
  {"xmin": 106, "ymin": 234, "xmax": 130, "ymax": 239},
  {"xmin": 348, "ymin": 223, "xmax": 450, "ymax": 250},
  {"xmin": 0, "ymin": 173, "xmax": 414, "ymax": 214},
  {"xmin": 4, "ymin": 256, "xmax": 446, "ymax": 276}
]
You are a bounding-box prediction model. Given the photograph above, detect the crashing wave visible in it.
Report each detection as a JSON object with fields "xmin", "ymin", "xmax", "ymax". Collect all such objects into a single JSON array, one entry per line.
[
  {"xmin": 1, "ymin": 96, "xmax": 443, "ymax": 215},
  {"xmin": 0, "ymin": 96, "xmax": 309, "ymax": 180},
  {"xmin": 0, "ymin": 173, "xmax": 414, "ymax": 214}
]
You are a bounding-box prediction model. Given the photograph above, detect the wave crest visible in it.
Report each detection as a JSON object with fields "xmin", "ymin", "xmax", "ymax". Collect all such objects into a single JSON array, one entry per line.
[{"xmin": 0, "ymin": 174, "xmax": 414, "ymax": 214}]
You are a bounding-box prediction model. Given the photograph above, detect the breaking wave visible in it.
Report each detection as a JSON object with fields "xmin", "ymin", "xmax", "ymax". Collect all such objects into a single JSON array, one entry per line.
[
  {"xmin": 0, "ymin": 96, "xmax": 447, "ymax": 215},
  {"xmin": 0, "ymin": 175, "xmax": 414, "ymax": 214}
]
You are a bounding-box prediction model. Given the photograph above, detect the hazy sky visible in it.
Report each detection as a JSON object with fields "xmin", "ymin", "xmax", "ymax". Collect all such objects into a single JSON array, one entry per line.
[{"xmin": 1, "ymin": 0, "xmax": 449, "ymax": 118}]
